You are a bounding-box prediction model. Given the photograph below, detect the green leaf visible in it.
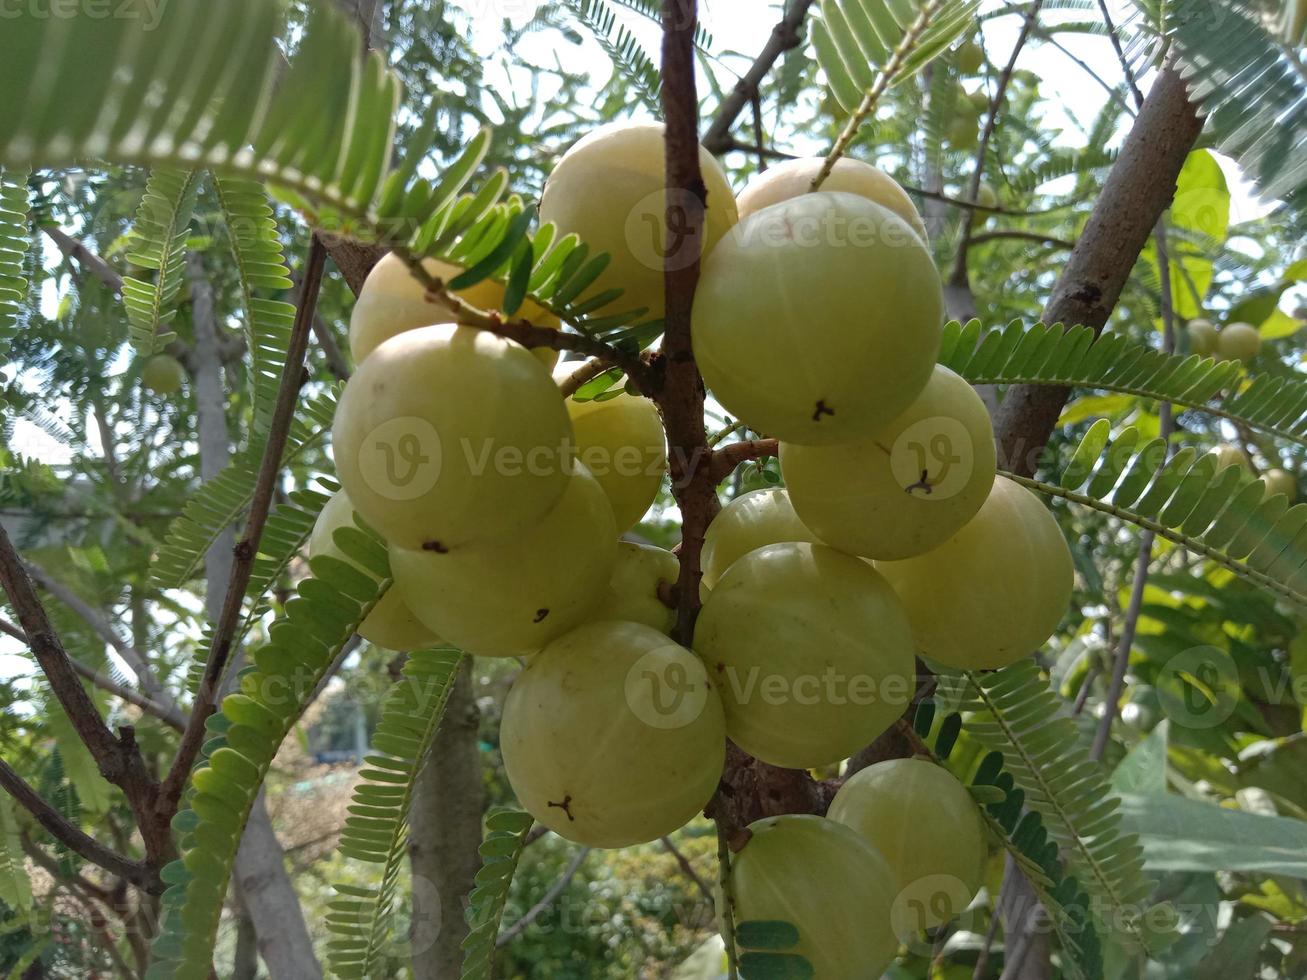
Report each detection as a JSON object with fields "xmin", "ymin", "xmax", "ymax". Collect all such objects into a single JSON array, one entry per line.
[
  {"xmin": 1111, "ymin": 721, "xmax": 1170, "ymax": 797},
  {"xmin": 736, "ymin": 920, "xmax": 801, "ymax": 951},
  {"xmin": 121, "ymin": 169, "xmax": 201, "ymax": 354},
  {"xmin": 459, "ymin": 808, "xmax": 536, "ymax": 978}
]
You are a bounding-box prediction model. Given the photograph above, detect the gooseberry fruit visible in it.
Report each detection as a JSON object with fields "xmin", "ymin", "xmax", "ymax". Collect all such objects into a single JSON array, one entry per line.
[
  {"xmin": 308, "ymin": 490, "xmax": 440, "ymax": 651},
  {"xmin": 974, "ymin": 182, "xmax": 999, "ymax": 217},
  {"xmin": 876, "ymin": 476, "xmax": 1073, "ymax": 671},
  {"xmin": 828, "ymin": 758, "xmax": 985, "ymax": 932},
  {"xmin": 348, "ymin": 252, "xmax": 561, "ymax": 368},
  {"xmin": 1216, "ymin": 321, "xmax": 1261, "ymax": 363},
  {"xmin": 735, "ymin": 156, "xmax": 928, "ymax": 243},
  {"xmin": 563, "ymin": 385, "xmax": 666, "ymax": 531},
  {"xmin": 1210, "ymin": 443, "xmax": 1250, "ymax": 472},
  {"xmin": 1187, "ymin": 317, "xmax": 1218, "ymax": 355},
  {"xmin": 590, "ymin": 541, "xmax": 679, "ymax": 634},
  {"xmin": 730, "ymin": 815, "xmax": 899, "ymax": 980},
  {"xmin": 538, "ymin": 121, "xmax": 739, "ymax": 322},
  {"xmin": 694, "ymin": 542, "xmax": 915, "ymax": 768},
  {"xmin": 1264, "ymin": 467, "xmax": 1297, "ymax": 502},
  {"xmin": 500, "ymin": 620, "xmax": 725, "ymax": 848},
  {"xmin": 390, "ymin": 464, "xmax": 617, "ymax": 657},
  {"xmin": 142, "ymin": 354, "xmax": 185, "ymax": 395},
  {"xmin": 956, "ymin": 39, "xmax": 985, "ymax": 75},
  {"xmin": 700, "ymin": 488, "xmax": 818, "ymax": 590},
  {"xmin": 948, "ymin": 113, "xmax": 979, "ymax": 150},
  {"xmin": 693, "ymin": 191, "xmax": 944, "ymax": 446},
  {"xmin": 781, "ymin": 365, "xmax": 998, "ymax": 560},
  {"xmin": 332, "ymin": 324, "xmax": 573, "ymax": 553}
]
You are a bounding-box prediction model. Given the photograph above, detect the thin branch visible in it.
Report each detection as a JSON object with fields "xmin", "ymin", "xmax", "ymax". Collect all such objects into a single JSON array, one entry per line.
[
  {"xmin": 716, "ymin": 819, "xmax": 740, "ymax": 980},
  {"xmin": 495, "ymin": 847, "xmax": 590, "ymax": 947},
  {"xmin": 160, "ymin": 235, "xmax": 328, "ymax": 809},
  {"xmin": 556, "ymin": 358, "xmax": 610, "ymax": 398},
  {"xmin": 0, "ymin": 757, "xmax": 155, "ymax": 892},
  {"xmin": 659, "ymin": 836, "xmax": 714, "ymax": 903},
  {"xmin": 42, "ymin": 225, "xmax": 124, "ymax": 293},
  {"xmin": 1094, "ymin": 0, "xmax": 1146, "ymax": 107},
  {"xmin": 701, "ymin": 0, "xmax": 818, "ymax": 155},
  {"xmin": 708, "ymin": 438, "xmax": 778, "ymax": 483},
  {"xmin": 811, "ymin": 0, "xmax": 949, "ymax": 191},
  {"xmin": 967, "ymin": 230, "xmax": 1074, "ymax": 250}
]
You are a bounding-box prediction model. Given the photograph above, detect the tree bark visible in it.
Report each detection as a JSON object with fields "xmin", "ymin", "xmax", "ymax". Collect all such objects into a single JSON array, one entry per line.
[
  {"xmin": 188, "ymin": 253, "xmax": 323, "ymax": 980},
  {"xmin": 408, "ymin": 663, "xmax": 485, "ymax": 979}
]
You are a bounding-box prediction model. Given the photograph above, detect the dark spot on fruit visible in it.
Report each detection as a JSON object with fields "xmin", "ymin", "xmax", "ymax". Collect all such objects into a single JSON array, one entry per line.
[
  {"xmin": 812, "ymin": 400, "xmax": 835, "ymax": 422},
  {"xmin": 548, "ymin": 795, "xmax": 574, "ymax": 820},
  {"xmin": 906, "ymin": 469, "xmax": 934, "ymax": 496},
  {"xmin": 533, "ymin": 608, "xmax": 550, "ymax": 623},
  {"xmin": 422, "ymin": 540, "xmax": 449, "ymax": 553}
]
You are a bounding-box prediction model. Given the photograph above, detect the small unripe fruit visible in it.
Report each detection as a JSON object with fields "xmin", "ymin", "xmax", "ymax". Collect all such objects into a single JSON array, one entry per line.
[
  {"xmin": 349, "ymin": 252, "xmax": 561, "ymax": 367},
  {"xmin": 142, "ymin": 354, "xmax": 185, "ymax": 395},
  {"xmin": 782, "ymin": 365, "xmax": 998, "ymax": 560},
  {"xmin": 694, "ymin": 192, "xmax": 944, "ymax": 445},
  {"xmin": 949, "ymin": 113, "xmax": 979, "ymax": 150},
  {"xmin": 1210, "ymin": 443, "xmax": 1250, "ymax": 472},
  {"xmin": 1187, "ymin": 318, "xmax": 1218, "ymax": 355},
  {"xmin": 968, "ymin": 89, "xmax": 990, "ymax": 114},
  {"xmin": 562, "ymin": 386, "xmax": 666, "ymax": 532},
  {"xmin": 391, "ymin": 464, "xmax": 617, "ymax": 657},
  {"xmin": 730, "ymin": 815, "xmax": 899, "ymax": 980},
  {"xmin": 501, "ymin": 620, "xmax": 725, "ymax": 848},
  {"xmin": 694, "ymin": 542, "xmax": 915, "ymax": 768},
  {"xmin": 590, "ymin": 541, "xmax": 679, "ymax": 634},
  {"xmin": 1216, "ymin": 321, "xmax": 1261, "ymax": 363},
  {"xmin": 877, "ymin": 477, "xmax": 1073, "ymax": 671},
  {"xmin": 735, "ymin": 156, "xmax": 928, "ymax": 243},
  {"xmin": 332, "ymin": 324, "xmax": 572, "ymax": 553},
  {"xmin": 309, "ymin": 491, "xmax": 440, "ymax": 651},
  {"xmin": 700, "ymin": 488, "xmax": 818, "ymax": 590},
  {"xmin": 829, "ymin": 758, "xmax": 985, "ymax": 931},
  {"xmin": 956, "ymin": 39, "xmax": 985, "ymax": 75},
  {"xmin": 539, "ymin": 122, "xmax": 738, "ymax": 322},
  {"xmin": 974, "ymin": 181, "xmax": 999, "ymax": 215},
  {"xmin": 1264, "ymin": 468, "xmax": 1297, "ymax": 502}
]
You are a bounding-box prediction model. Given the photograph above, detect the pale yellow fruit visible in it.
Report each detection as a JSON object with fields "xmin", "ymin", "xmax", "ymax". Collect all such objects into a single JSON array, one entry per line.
[
  {"xmin": 142, "ymin": 354, "xmax": 185, "ymax": 395},
  {"xmin": 1210, "ymin": 443, "xmax": 1250, "ymax": 472},
  {"xmin": 694, "ymin": 191, "xmax": 944, "ymax": 446},
  {"xmin": 539, "ymin": 121, "xmax": 738, "ymax": 322},
  {"xmin": 1264, "ymin": 468, "xmax": 1297, "ymax": 502},
  {"xmin": 1216, "ymin": 321, "xmax": 1261, "ymax": 363},
  {"xmin": 391, "ymin": 464, "xmax": 617, "ymax": 657},
  {"xmin": 730, "ymin": 815, "xmax": 899, "ymax": 980},
  {"xmin": 956, "ymin": 39, "xmax": 985, "ymax": 74},
  {"xmin": 308, "ymin": 491, "xmax": 441, "ymax": 651},
  {"xmin": 781, "ymin": 365, "xmax": 997, "ymax": 560},
  {"xmin": 590, "ymin": 542, "xmax": 679, "ymax": 634},
  {"xmin": 877, "ymin": 476, "xmax": 1073, "ymax": 670},
  {"xmin": 735, "ymin": 156, "xmax": 928, "ymax": 243},
  {"xmin": 829, "ymin": 758, "xmax": 985, "ymax": 932},
  {"xmin": 349, "ymin": 252, "xmax": 561, "ymax": 368},
  {"xmin": 694, "ymin": 542, "xmax": 915, "ymax": 768},
  {"xmin": 564, "ymin": 387, "xmax": 666, "ymax": 531},
  {"xmin": 700, "ymin": 488, "xmax": 818, "ymax": 590},
  {"xmin": 332, "ymin": 324, "xmax": 572, "ymax": 553},
  {"xmin": 501, "ymin": 620, "xmax": 725, "ymax": 847},
  {"xmin": 1188, "ymin": 318, "xmax": 1218, "ymax": 355}
]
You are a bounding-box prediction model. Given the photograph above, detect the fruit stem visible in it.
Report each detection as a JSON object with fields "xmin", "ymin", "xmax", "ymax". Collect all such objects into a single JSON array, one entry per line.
[{"xmin": 716, "ymin": 816, "xmax": 741, "ymax": 979}]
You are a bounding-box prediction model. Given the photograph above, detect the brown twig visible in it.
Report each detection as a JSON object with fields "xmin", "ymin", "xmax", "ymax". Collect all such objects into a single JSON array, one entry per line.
[
  {"xmin": 708, "ymin": 438, "xmax": 779, "ymax": 483},
  {"xmin": 159, "ymin": 235, "xmax": 328, "ymax": 812},
  {"xmin": 660, "ymin": 836, "xmax": 714, "ymax": 903},
  {"xmin": 967, "ymin": 230, "xmax": 1074, "ymax": 250}
]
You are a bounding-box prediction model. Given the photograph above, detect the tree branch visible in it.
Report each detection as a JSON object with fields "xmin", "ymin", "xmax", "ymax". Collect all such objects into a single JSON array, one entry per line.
[
  {"xmin": 160, "ymin": 235, "xmax": 328, "ymax": 811},
  {"xmin": 495, "ymin": 847, "xmax": 590, "ymax": 947},
  {"xmin": 708, "ymin": 438, "xmax": 778, "ymax": 483}
]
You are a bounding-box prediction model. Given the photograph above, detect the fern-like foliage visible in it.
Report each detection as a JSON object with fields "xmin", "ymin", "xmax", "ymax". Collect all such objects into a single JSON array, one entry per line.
[
  {"xmin": 0, "ymin": 796, "xmax": 31, "ymax": 914},
  {"xmin": 121, "ymin": 169, "xmax": 201, "ymax": 354},
  {"xmin": 1168, "ymin": 0, "xmax": 1306, "ymax": 204},
  {"xmin": 151, "ymin": 388, "xmax": 338, "ymax": 590},
  {"xmin": 910, "ymin": 703, "xmax": 1103, "ymax": 978},
  {"xmin": 460, "ymin": 809, "xmax": 536, "ymax": 979},
  {"xmin": 213, "ymin": 176, "xmax": 295, "ymax": 437},
  {"xmin": 941, "ymin": 320, "xmax": 1307, "ymax": 449},
  {"xmin": 564, "ymin": 0, "xmax": 663, "ymax": 111},
  {"xmin": 0, "ymin": 170, "xmax": 27, "ymax": 359},
  {"xmin": 810, "ymin": 0, "xmax": 982, "ymax": 112},
  {"xmin": 933, "ymin": 661, "xmax": 1168, "ymax": 955},
  {"xmin": 328, "ymin": 648, "xmax": 464, "ymax": 977},
  {"xmin": 1011, "ymin": 420, "xmax": 1307, "ymax": 606},
  {"xmin": 148, "ymin": 524, "xmax": 394, "ymax": 980}
]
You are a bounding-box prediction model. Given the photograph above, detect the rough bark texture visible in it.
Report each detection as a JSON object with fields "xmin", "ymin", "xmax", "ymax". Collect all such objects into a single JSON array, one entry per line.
[
  {"xmin": 992, "ymin": 64, "xmax": 1204, "ymax": 476},
  {"xmin": 409, "ymin": 664, "xmax": 485, "ymax": 979},
  {"xmin": 188, "ymin": 252, "xmax": 323, "ymax": 980}
]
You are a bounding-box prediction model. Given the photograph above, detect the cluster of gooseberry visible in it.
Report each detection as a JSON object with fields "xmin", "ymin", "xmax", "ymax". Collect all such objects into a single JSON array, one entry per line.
[
  {"xmin": 322, "ymin": 119, "xmax": 1076, "ymax": 976},
  {"xmin": 1187, "ymin": 316, "xmax": 1262, "ymax": 363}
]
